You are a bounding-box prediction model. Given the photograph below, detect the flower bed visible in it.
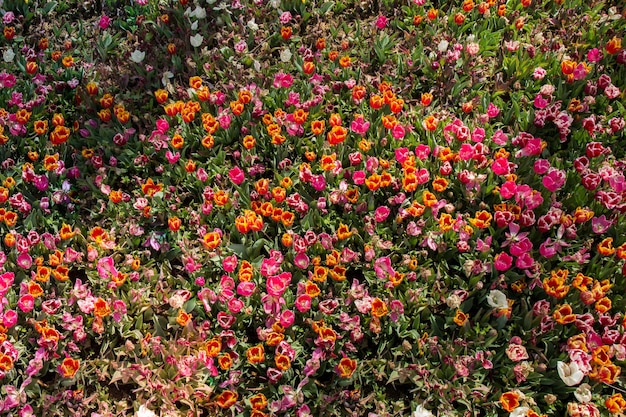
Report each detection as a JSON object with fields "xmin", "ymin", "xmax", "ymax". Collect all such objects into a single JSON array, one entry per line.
[{"xmin": 0, "ymin": 0, "xmax": 625, "ymax": 416}]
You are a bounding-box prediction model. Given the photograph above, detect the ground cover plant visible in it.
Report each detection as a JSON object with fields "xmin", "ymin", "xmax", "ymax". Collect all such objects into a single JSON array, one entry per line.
[{"xmin": 0, "ymin": 0, "xmax": 625, "ymax": 415}]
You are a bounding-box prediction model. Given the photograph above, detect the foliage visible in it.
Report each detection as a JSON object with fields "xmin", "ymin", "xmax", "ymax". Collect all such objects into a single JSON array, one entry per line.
[{"xmin": 0, "ymin": 0, "xmax": 625, "ymax": 416}]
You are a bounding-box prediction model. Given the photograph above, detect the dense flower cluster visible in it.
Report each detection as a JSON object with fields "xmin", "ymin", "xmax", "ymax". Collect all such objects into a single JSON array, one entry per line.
[{"xmin": 0, "ymin": 0, "xmax": 624, "ymax": 416}]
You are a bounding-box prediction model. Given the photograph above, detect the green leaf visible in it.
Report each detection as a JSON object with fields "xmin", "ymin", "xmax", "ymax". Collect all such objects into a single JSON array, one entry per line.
[
  {"xmin": 184, "ymin": 298, "xmax": 197, "ymax": 313},
  {"xmin": 41, "ymin": 1, "xmax": 58, "ymax": 14},
  {"xmin": 229, "ymin": 243, "xmax": 247, "ymax": 258}
]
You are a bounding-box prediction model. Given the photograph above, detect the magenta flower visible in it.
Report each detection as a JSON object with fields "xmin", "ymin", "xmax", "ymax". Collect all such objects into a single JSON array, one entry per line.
[
  {"xmin": 98, "ymin": 15, "xmax": 111, "ymax": 29},
  {"xmin": 295, "ymin": 294, "xmax": 312, "ymax": 312},
  {"xmin": 499, "ymin": 180, "xmax": 517, "ymax": 199},
  {"xmin": 350, "ymin": 115, "xmax": 370, "ymax": 135},
  {"xmin": 493, "ymin": 252, "xmax": 513, "ymax": 271},
  {"xmin": 218, "ymin": 113, "xmax": 232, "ymax": 129},
  {"xmin": 542, "ymin": 168, "xmax": 567, "ymax": 192},
  {"xmin": 509, "ymin": 237, "xmax": 532, "ymax": 256},
  {"xmin": 416, "ymin": 168, "xmax": 430, "ymax": 184},
  {"xmin": 273, "ymin": 72, "xmax": 294, "ymax": 88},
  {"xmin": 375, "ymin": 15, "xmax": 388, "ymax": 29},
  {"xmin": 415, "ymin": 144, "xmax": 431, "ymax": 160},
  {"xmin": 155, "ymin": 118, "xmax": 169, "ymax": 133},
  {"xmin": 228, "ymin": 166, "xmax": 245, "ymax": 185},
  {"xmin": 222, "ymin": 255, "xmax": 238, "ymax": 273},
  {"xmin": 491, "ymin": 157, "xmax": 510, "ymax": 175},
  {"xmin": 97, "ymin": 256, "xmax": 119, "ymax": 279},
  {"xmin": 266, "ymin": 272, "xmax": 291, "ymax": 297},
  {"xmin": 237, "ymin": 281, "xmax": 256, "ymax": 297},
  {"xmin": 471, "ymin": 127, "xmax": 485, "ymax": 142},
  {"xmin": 310, "ymin": 174, "xmax": 326, "ymax": 191},
  {"xmin": 2, "ymin": 309, "xmax": 18, "ymax": 328},
  {"xmin": 217, "ymin": 312, "xmax": 236, "ymax": 329},
  {"xmin": 391, "ymin": 124, "xmax": 405, "ymax": 139},
  {"xmin": 374, "ymin": 256, "xmax": 394, "ymax": 279},
  {"xmin": 227, "ymin": 298, "xmax": 244, "ymax": 314},
  {"xmin": 17, "ymin": 294, "xmax": 35, "ymax": 313},
  {"xmin": 587, "ymin": 47, "xmax": 603, "ymax": 62},
  {"xmin": 165, "ymin": 150, "xmax": 180, "ymax": 164},
  {"xmin": 353, "ymin": 170, "xmax": 365, "ymax": 184},
  {"xmin": 491, "ymin": 129, "xmax": 508, "ymax": 145},
  {"xmin": 279, "ymin": 310, "xmax": 295, "ymax": 327},
  {"xmin": 394, "ymin": 147, "xmax": 409, "ymax": 164},
  {"xmin": 534, "ymin": 94, "xmax": 549, "ymax": 109},
  {"xmin": 486, "ymin": 103, "xmax": 500, "ymax": 118},
  {"xmin": 515, "ymin": 253, "xmax": 534, "ymax": 269},
  {"xmin": 279, "ymin": 11, "xmax": 292, "ymax": 24},
  {"xmin": 374, "ymin": 206, "xmax": 390, "ymax": 222},
  {"xmin": 591, "ymin": 215, "xmax": 612, "ymax": 234},
  {"xmin": 459, "ymin": 143, "xmax": 475, "ymax": 161},
  {"xmin": 533, "ymin": 159, "xmax": 550, "ymax": 175},
  {"xmin": 294, "ymin": 252, "xmax": 310, "ymax": 269},
  {"xmin": 16, "ymin": 252, "xmax": 33, "ymax": 269}
]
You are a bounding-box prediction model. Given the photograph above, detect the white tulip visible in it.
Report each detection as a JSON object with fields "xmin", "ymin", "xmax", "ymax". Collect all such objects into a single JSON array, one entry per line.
[
  {"xmin": 280, "ymin": 48, "xmax": 292, "ymax": 63},
  {"xmin": 486, "ymin": 290, "xmax": 509, "ymax": 310},
  {"xmin": 557, "ymin": 361, "xmax": 585, "ymax": 386},
  {"xmin": 247, "ymin": 18, "xmax": 259, "ymax": 31},
  {"xmin": 130, "ymin": 49, "xmax": 145, "ymax": 63},
  {"xmin": 413, "ymin": 405, "xmax": 434, "ymax": 417},
  {"xmin": 574, "ymin": 383, "xmax": 592, "ymax": 403},
  {"xmin": 510, "ymin": 407, "xmax": 530, "ymax": 417},
  {"xmin": 3, "ymin": 48, "xmax": 15, "ymax": 62},
  {"xmin": 190, "ymin": 34, "xmax": 204, "ymax": 48},
  {"xmin": 136, "ymin": 405, "xmax": 157, "ymax": 417}
]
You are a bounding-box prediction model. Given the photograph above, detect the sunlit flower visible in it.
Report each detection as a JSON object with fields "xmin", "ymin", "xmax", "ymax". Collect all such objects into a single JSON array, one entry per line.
[{"xmin": 557, "ymin": 361, "xmax": 585, "ymax": 386}]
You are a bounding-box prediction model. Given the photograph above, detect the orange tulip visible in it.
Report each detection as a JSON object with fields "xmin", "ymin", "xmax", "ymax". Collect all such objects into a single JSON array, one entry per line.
[
  {"xmin": 499, "ymin": 391, "xmax": 520, "ymax": 412},
  {"xmin": 336, "ymin": 357, "xmax": 357, "ymax": 378}
]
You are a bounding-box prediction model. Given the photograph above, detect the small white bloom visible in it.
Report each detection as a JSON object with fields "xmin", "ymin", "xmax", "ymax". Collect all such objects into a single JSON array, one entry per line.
[
  {"xmin": 136, "ymin": 405, "xmax": 157, "ymax": 417},
  {"xmin": 161, "ymin": 71, "xmax": 174, "ymax": 88},
  {"xmin": 3, "ymin": 48, "xmax": 15, "ymax": 62},
  {"xmin": 191, "ymin": 20, "xmax": 199, "ymax": 31},
  {"xmin": 190, "ymin": 34, "xmax": 204, "ymax": 48},
  {"xmin": 509, "ymin": 407, "xmax": 530, "ymax": 417},
  {"xmin": 486, "ymin": 290, "xmax": 509, "ymax": 310},
  {"xmin": 608, "ymin": 6, "xmax": 621, "ymax": 20},
  {"xmin": 557, "ymin": 361, "xmax": 585, "ymax": 386},
  {"xmin": 280, "ymin": 48, "xmax": 292, "ymax": 63},
  {"xmin": 445, "ymin": 294, "xmax": 461, "ymax": 309},
  {"xmin": 574, "ymin": 383, "xmax": 592, "ymax": 403},
  {"xmin": 193, "ymin": 5, "xmax": 207, "ymax": 19},
  {"xmin": 269, "ymin": 0, "xmax": 280, "ymax": 7},
  {"xmin": 247, "ymin": 18, "xmax": 259, "ymax": 31},
  {"xmin": 413, "ymin": 405, "xmax": 434, "ymax": 417},
  {"xmin": 437, "ymin": 40, "xmax": 449, "ymax": 52},
  {"xmin": 130, "ymin": 49, "xmax": 145, "ymax": 63}
]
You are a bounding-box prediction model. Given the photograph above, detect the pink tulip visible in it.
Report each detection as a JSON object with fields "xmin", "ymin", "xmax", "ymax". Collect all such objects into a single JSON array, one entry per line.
[
  {"xmin": 493, "ymin": 252, "xmax": 513, "ymax": 271},
  {"xmin": 237, "ymin": 281, "xmax": 256, "ymax": 297},
  {"xmin": 228, "ymin": 166, "xmax": 245, "ymax": 185}
]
